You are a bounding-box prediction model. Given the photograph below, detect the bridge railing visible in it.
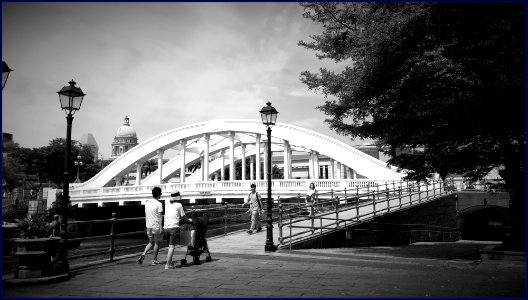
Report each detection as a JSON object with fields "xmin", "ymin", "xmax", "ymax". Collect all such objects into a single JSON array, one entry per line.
[{"xmin": 277, "ymin": 179, "xmax": 456, "ymax": 248}]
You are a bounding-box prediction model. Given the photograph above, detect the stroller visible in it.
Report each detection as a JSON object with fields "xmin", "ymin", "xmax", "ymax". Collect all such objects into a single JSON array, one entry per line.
[{"xmin": 180, "ymin": 214, "xmax": 212, "ymax": 265}]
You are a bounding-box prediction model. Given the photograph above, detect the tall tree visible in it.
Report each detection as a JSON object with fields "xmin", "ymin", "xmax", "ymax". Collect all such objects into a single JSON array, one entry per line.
[{"xmin": 299, "ymin": 2, "xmax": 525, "ymax": 250}]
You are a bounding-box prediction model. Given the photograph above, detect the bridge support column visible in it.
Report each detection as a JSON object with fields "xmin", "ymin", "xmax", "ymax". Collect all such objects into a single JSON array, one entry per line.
[
  {"xmin": 204, "ymin": 134, "xmax": 210, "ymax": 181},
  {"xmin": 283, "ymin": 140, "xmax": 290, "ymax": 180},
  {"xmin": 308, "ymin": 151, "xmax": 313, "ymax": 179},
  {"xmin": 220, "ymin": 149, "xmax": 225, "ymax": 180},
  {"xmin": 135, "ymin": 162, "xmax": 142, "ymax": 185},
  {"xmin": 330, "ymin": 159, "xmax": 335, "ymax": 179},
  {"xmin": 229, "ymin": 132, "xmax": 235, "ymax": 181},
  {"xmin": 347, "ymin": 167, "xmax": 352, "ymax": 179},
  {"xmin": 180, "ymin": 140, "xmax": 186, "ymax": 183},
  {"xmin": 157, "ymin": 149, "xmax": 164, "ymax": 184},
  {"xmin": 336, "ymin": 162, "xmax": 342, "ymax": 179},
  {"xmin": 288, "ymin": 143, "xmax": 292, "ymax": 179},
  {"xmin": 241, "ymin": 144, "xmax": 247, "ymax": 180},
  {"xmin": 250, "ymin": 155, "xmax": 255, "ymax": 181},
  {"xmin": 255, "ymin": 134, "xmax": 261, "ymax": 180},
  {"xmin": 314, "ymin": 151, "xmax": 320, "ymax": 179},
  {"xmin": 114, "ymin": 176, "xmax": 123, "ymax": 187}
]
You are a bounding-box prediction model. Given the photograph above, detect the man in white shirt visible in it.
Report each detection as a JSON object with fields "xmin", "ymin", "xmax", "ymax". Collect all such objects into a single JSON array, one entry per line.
[
  {"xmin": 164, "ymin": 190, "xmax": 189, "ymax": 269},
  {"xmin": 137, "ymin": 186, "xmax": 163, "ymax": 265}
]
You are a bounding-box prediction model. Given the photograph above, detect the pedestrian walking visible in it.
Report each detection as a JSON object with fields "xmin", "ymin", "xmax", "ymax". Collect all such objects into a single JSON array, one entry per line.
[
  {"xmin": 164, "ymin": 190, "xmax": 190, "ymax": 269},
  {"xmin": 137, "ymin": 186, "xmax": 164, "ymax": 266},
  {"xmin": 243, "ymin": 183, "xmax": 263, "ymax": 234}
]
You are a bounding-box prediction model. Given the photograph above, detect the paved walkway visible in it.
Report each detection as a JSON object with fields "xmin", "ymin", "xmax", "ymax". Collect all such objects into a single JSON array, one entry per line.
[{"xmin": 3, "ymin": 230, "xmax": 525, "ymax": 298}]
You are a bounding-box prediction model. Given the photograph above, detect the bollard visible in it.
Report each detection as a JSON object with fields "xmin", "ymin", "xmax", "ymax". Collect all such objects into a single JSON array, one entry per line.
[{"xmin": 109, "ymin": 212, "xmax": 117, "ymax": 262}]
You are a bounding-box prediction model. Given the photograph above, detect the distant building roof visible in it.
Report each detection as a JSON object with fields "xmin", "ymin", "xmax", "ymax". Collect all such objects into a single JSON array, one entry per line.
[{"xmin": 80, "ymin": 133, "xmax": 98, "ymax": 147}]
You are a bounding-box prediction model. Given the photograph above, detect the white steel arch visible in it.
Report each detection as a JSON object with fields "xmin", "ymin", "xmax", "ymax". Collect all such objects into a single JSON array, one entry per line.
[{"xmin": 77, "ymin": 119, "xmax": 404, "ymax": 189}]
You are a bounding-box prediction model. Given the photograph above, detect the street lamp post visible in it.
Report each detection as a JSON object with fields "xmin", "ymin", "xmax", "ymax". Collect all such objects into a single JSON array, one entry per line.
[
  {"xmin": 2, "ymin": 61, "xmax": 13, "ymax": 90},
  {"xmin": 74, "ymin": 155, "xmax": 84, "ymax": 183},
  {"xmin": 56, "ymin": 79, "xmax": 86, "ymax": 275},
  {"xmin": 259, "ymin": 101, "xmax": 278, "ymax": 252}
]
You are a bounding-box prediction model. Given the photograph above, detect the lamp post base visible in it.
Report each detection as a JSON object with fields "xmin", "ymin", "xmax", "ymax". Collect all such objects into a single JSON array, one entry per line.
[{"xmin": 265, "ymin": 243, "xmax": 277, "ymax": 252}]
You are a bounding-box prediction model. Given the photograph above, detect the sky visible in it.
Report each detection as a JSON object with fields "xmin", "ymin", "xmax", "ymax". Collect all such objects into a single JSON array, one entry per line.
[{"xmin": 2, "ymin": 2, "xmax": 371, "ymax": 159}]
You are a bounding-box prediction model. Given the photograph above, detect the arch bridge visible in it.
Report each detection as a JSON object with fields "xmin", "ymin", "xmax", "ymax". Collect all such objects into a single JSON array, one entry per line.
[{"xmin": 70, "ymin": 119, "xmax": 405, "ymax": 207}]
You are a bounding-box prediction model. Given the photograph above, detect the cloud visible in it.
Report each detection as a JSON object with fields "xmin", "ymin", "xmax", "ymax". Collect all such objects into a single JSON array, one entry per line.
[{"xmin": 2, "ymin": 2, "xmax": 358, "ymax": 158}]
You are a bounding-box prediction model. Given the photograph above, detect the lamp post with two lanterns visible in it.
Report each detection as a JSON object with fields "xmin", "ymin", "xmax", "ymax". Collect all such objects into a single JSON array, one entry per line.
[
  {"xmin": 74, "ymin": 155, "xmax": 84, "ymax": 183},
  {"xmin": 259, "ymin": 101, "xmax": 278, "ymax": 252},
  {"xmin": 55, "ymin": 79, "xmax": 86, "ymax": 275}
]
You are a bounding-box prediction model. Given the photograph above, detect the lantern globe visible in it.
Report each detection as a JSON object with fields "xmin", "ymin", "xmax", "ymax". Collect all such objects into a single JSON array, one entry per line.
[
  {"xmin": 259, "ymin": 101, "xmax": 278, "ymax": 127},
  {"xmin": 57, "ymin": 80, "xmax": 86, "ymax": 115}
]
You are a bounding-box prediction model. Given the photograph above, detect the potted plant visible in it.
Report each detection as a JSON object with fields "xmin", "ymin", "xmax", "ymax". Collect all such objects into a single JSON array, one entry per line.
[{"xmin": 10, "ymin": 215, "xmax": 61, "ymax": 280}]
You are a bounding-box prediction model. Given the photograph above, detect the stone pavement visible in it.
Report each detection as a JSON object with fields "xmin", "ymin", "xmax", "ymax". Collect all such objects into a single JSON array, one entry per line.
[{"xmin": 2, "ymin": 228, "xmax": 525, "ymax": 298}]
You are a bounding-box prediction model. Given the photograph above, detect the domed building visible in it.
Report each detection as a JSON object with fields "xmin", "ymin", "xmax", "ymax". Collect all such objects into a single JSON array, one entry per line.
[{"xmin": 111, "ymin": 116, "xmax": 138, "ymax": 159}]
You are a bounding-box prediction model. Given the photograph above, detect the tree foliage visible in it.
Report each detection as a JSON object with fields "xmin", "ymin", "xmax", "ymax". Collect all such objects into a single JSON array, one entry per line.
[
  {"xmin": 299, "ymin": 2, "xmax": 525, "ymax": 249},
  {"xmin": 3, "ymin": 138, "xmax": 101, "ymax": 189}
]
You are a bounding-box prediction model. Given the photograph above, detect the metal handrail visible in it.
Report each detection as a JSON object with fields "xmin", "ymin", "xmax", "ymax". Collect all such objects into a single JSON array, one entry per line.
[{"xmin": 278, "ymin": 180, "xmax": 456, "ymax": 248}]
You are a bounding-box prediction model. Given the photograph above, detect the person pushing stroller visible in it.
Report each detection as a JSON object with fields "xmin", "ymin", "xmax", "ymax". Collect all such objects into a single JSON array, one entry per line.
[{"xmin": 243, "ymin": 183, "xmax": 264, "ymax": 235}]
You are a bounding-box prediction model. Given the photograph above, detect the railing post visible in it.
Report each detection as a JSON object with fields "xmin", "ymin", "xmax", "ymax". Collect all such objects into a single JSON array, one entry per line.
[
  {"xmin": 372, "ymin": 189, "xmax": 376, "ymax": 217},
  {"xmin": 433, "ymin": 181, "xmax": 436, "ymax": 198},
  {"xmin": 109, "ymin": 212, "xmax": 116, "ymax": 262},
  {"xmin": 297, "ymin": 193, "xmax": 301, "ymax": 209},
  {"xmin": 409, "ymin": 182, "xmax": 413, "ymax": 205},
  {"xmin": 386, "ymin": 187, "xmax": 390, "ymax": 212},
  {"xmin": 310, "ymin": 203, "xmax": 315, "ymax": 233},
  {"xmin": 289, "ymin": 215, "xmax": 292, "ymax": 253},
  {"xmin": 319, "ymin": 218, "xmax": 323, "ymax": 248},
  {"xmin": 418, "ymin": 183, "xmax": 422, "ymax": 202},
  {"xmin": 335, "ymin": 194, "xmax": 339, "ymax": 227},
  {"xmin": 223, "ymin": 201, "xmax": 228, "ymax": 237},
  {"xmin": 356, "ymin": 197, "xmax": 360, "ymax": 221},
  {"xmin": 278, "ymin": 202, "xmax": 283, "ymax": 244},
  {"xmin": 399, "ymin": 187, "xmax": 402, "ymax": 208},
  {"xmin": 344, "ymin": 187, "xmax": 347, "ymax": 210}
]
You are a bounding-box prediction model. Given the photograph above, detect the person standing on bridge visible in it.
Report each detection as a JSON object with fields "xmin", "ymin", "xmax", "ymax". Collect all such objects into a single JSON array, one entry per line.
[
  {"xmin": 138, "ymin": 186, "xmax": 164, "ymax": 266},
  {"xmin": 243, "ymin": 183, "xmax": 263, "ymax": 234},
  {"xmin": 164, "ymin": 189, "xmax": 190, "ymax": 269},
  {"xmin": 306, "ymin": 182, "xmax": 319, "ymax": 212}
]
